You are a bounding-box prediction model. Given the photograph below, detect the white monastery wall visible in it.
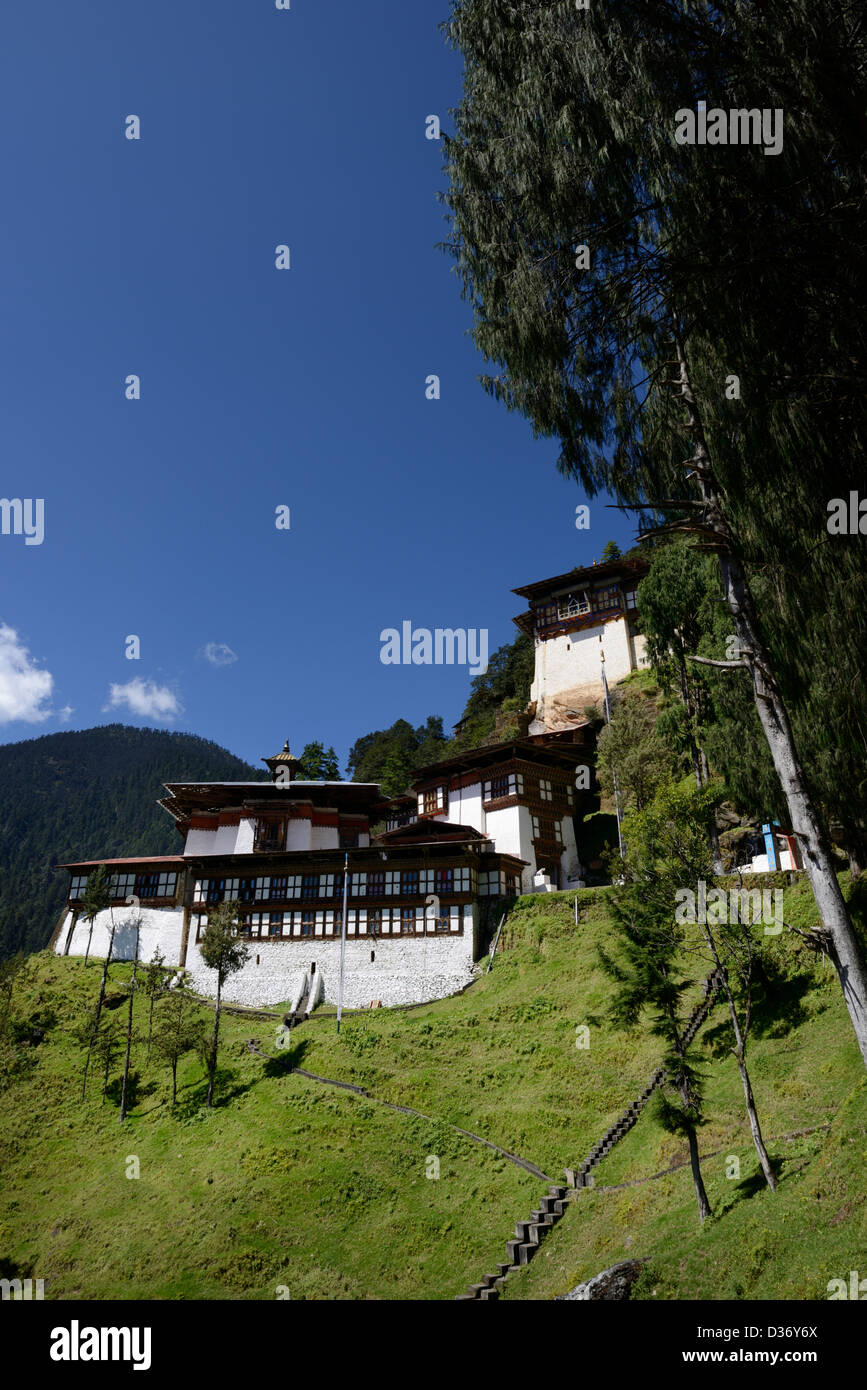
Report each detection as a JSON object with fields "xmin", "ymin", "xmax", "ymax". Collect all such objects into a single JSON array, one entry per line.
[
  {"xmin": 485, "ymin": 804, "xmax": 523, "ymax": 860},
  {"xmin": 447, "ymin": 782, "xmax": 485, "ymax": 834},
  {"xmin": 184, "ymin": 827, "xmax": 217, "ymax": 855},
  {"xmin": 185, "ymin": 929, "xmax": 476, "ymax": 1009},
  {"xmin": 56, "ymin": 905, "xmax": 477, "ymax": 1010},
  {"xmin": 310, "ymin": 824, "xmax": 338, "ymax": 851},
  {"xmin": 235, "ymin": 819, "xmax": 255, "ymax": 854},
  {"xmin": 286, "ymin": 819, "xmax": 310, "ymax": 851},
  {"xmin": 57, "ymin": 907, "xmax": 185, "ymax": 965},
  {"xmin": 530, "ymin": 619, "xmax": 647, "ymax": 731}
]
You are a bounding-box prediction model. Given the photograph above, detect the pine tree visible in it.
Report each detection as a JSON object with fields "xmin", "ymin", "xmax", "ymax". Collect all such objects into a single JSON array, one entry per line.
[
  {"xmin": 199, "ymin": 903, "xmax": 250, "ymax": 1108},
  {"xmin": 152, "ymin": 982, "xmax": 206, "ymax": 1107},
  {"xmin": 442, "ymin": 0, "xmax": 867, "ymax": 1065},
  {"xmin": 80, "ymin": 864, "xmax": 111, "ymax": 968}
]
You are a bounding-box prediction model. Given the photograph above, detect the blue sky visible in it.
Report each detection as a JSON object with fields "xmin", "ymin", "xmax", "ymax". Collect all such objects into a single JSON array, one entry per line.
[{"xmin": 0, "ymin": 0, "xmax": 636, "ymax": 772}]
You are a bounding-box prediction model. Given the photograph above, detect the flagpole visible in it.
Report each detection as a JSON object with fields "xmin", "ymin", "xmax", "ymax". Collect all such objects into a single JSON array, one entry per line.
[
  {"xmin": 601, "ymin": 651, "xmax": 624, "ymax": 859},
  {"xmin": 337, "ymin": 849, "xmax": 350, "ymax": 1034}
]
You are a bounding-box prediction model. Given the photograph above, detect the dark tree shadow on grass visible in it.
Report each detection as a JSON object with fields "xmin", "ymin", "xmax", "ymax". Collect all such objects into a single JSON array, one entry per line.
[{"xmin": 263, "ymin": 1038, "xmax": 309, "ymax": 1077}]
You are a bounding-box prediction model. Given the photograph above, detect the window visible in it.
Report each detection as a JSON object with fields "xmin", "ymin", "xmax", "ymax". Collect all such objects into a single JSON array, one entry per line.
[
  {"xmin": 300, "ymin": 912, "xmax": 315, "ymax": 937},
  {"xmin": 301, "ymin": 874, "xmax": 319, "ymax": 901},
  {"xmin": 255, "ymin": 818, "xmax": 287, "ymax": 851},
  {"xmin": 134, "ymin": 871, "xmax": 178, "ymax": 899},
  {"xmin": 434, "ymin": 867, "xmax": 453, "ymax": 895},
  {"xmin": 339, "ymin": 830, "xmax": 359, "ymax": 848},
  {"xmin": 368, "ymin": 907, "xmax": 382, "ymax": 934},
  {"xmin": 401, "ymin": 870, "xmax": 420, "ymax": 896},
  {"xmin": 539, "ymin": 779, "xmax": 552, "ymax": 802},
  {"xmin": 400, "ymin": 907, "xmax": 417, "ymax": 935},
  {"xmin": 318, "ymin": 873, "xmax": 343, "ymax": 898},
  {"xmin": 268, "ymin": 912, "xmax": 284, "ymax": 938},
  {"xmin": 433, "ymin": 907, "xmax": 453, "ymax": 934},
  {"xmin": 109, "ymin": 872, "xmax": 137, "ymax": 900},
  {"xmin": 483, "ymin": 771, "xmax": 523, "ymax": 802},
  {"xmin": 238, "ymin": 877, "xmax": 256, "ymax": 904},
  {"xmin": 422, "ymin": 786, "xmax": 448, "ymax": 815},
  {"xmin": 557, "ymin": 592, "xmax": 590, "ymax": 619},
  {"xmin": 535, "ymin": 601, "xmax": 557, "ymax": 630},
  {"xmin": 624, "ymin": 587, "xmax": 638, "ymax": 610},
  {"xmin": 367, "ymin": 870, "xmax": 385, "ymax": 898},
  {"xmin": 238, "ymin": 918, "xmax": 254, "ymax": 939},
  {"xmin": 592, "ymin": 585, "xmax": 621, "ymax": 613},
  {"xmin": 532, "ymin": 815, "xmax": 559, "ymax": 843},
  {"xmin": 69, "ymin": 875, "xmax": 88, "ymax": 901}
]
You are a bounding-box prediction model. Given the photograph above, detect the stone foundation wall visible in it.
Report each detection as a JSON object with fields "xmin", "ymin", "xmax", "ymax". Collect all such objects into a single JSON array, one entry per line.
[{"xmin": 55, "ymin": 906, "xmax": 477, "ymax": 1009}]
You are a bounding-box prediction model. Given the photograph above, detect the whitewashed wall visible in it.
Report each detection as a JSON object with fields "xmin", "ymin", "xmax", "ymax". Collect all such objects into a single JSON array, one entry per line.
[
  {"xmin": 57, "ymin": 906, "xmax": 185, "ymax": 965},
  {"xmin": 183, "ymin": 824, "xmax": 244, "ymax": 856},
  {"xmin": 447, "ymin": 781, "xmax": 485, "ymax": 834},
  {"xmin": 286, "ymin": 818, "xmax": 311, "ymax": 851},
  {"xmin": 56, "ymin": 904, "xmax": 477, "ymax": 1009},
  {"xmin": 186, "ymin": 929, "xmax": 476, "ymax": 1009},
  {"xmin": 310, "ymin": 824, "xmax": 339, "ymax": 850},
  {"xmin": 236, "ymin": 819, "xmax": 255, "ymax": 854},
  {"xmin": 529, "ymin": 617, "xmax": 648, "ymax": 730},
  {"xmin": 485, "ymin": 804, "xmax": 523, "ymax": 860}
]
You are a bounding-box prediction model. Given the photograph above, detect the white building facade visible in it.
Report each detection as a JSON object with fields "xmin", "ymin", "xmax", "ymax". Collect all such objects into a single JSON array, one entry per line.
[{"xmin": 512, "ymin": 557, "xmax": 649, "ymax": 734}]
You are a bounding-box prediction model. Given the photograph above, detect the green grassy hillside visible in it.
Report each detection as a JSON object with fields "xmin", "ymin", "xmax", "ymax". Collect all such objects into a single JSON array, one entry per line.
[{"xmin": 0, "ymin": 879, "xmax": 864, "ymax": 1300}]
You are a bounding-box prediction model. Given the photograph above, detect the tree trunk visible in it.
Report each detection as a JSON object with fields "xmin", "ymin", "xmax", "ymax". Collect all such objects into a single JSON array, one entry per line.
[
  {"xmin": 83, "ymin": 923, "xmax": 93, "ymax": 967},
  {"xmin": 206, "ymin": 978, "xmax": 221, "ymax": 1109},
  {"xmin": 119, "ymin": 937, "xmax": 138, "ymax": 1124},
  {"xmin": 675, "ymin": 332, "xmax": 867, "ymax": 1070},
  {"xmin": 81, "ymin": 918, "xmax": 116, "ymax": 1102},
  {"xmin": 735, "ymin": 1054, "xmax": 777, "ymax": 1191},
  {"xmin": 685, "ymin": 1120, "xmax": 712, "ymax": 1222}
]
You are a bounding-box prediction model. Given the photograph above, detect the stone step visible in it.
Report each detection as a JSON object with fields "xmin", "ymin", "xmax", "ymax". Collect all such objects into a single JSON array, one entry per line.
[
  {"xmin": 553, "ymin": 1199, "xmax": 569, "ymax": 1216},
  {"xmin": 479, "ymin": 1288, "xmax": 498, "ymax": 1301},
  {"xmin": 548, "ymin": 1186, "xmax": 569, "ymax": 1199},
  {"xmin": 529, "ymin": 1222, "xmax": 551, "ymax": 1243},
  {"xmin": 454, "ymin": 1293, "xmax": 475, "ymax": 1301},
  {"xmin": 517, "ymin": 1242, "xmax": 537, "ymax": 1265},
  {"xmin": 469, "ymin": 1284, "xmax": 488, "ymax": 1296},
  {"xmin": 498, "ymin": 1262, "xmax": 511, "ymax": 1276},
  {"xmin": 515, "ymin": 1220, "xmax": 532, "ymax": 1242},
  {"xmin": 506, "ymin": 1239, "xmax": 523, "ymax": 1262},
  {"xmin": 479, "ymin": 1273, "xmax": 496, "ymax": 1288}
]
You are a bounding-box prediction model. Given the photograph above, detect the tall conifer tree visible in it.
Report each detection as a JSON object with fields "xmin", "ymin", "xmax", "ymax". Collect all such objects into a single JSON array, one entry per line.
[{"xmin": 442, "ymin": 0, "xmax": 867, "ymax": 1063}]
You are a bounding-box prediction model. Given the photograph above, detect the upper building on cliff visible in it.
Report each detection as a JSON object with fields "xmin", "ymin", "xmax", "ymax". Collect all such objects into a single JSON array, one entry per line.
[{"xmin": 512, "ymin": 556, "xmax": 650, "ymax": 733}]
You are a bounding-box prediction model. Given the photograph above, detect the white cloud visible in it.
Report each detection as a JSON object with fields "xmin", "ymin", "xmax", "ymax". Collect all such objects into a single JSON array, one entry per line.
[
  {"xmin": 58, "ymin": 705, "xmax": 74, "ymax": 724},
  {"xmin": 104, "ymin": 678, "xmax": 182, "ymax": 722},
  {"xmin": 201, "ymin": 641, "xmax": 238, "ymax": 668},
  {"xmin": 0, "ymin": 623, "xmax": 54, "ymax": 724}
]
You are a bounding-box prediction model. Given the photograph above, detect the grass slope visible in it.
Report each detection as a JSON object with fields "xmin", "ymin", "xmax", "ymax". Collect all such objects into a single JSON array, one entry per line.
[{"xmin": 0, "ymin": 879, "xmax": 864, "ymax": 1300}]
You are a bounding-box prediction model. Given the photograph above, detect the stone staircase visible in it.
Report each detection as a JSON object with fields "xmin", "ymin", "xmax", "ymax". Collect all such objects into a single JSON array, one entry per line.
[
  {"xmin": 453, "ymin": 1185, "xmax": 572, "ymax": 1300},
  {"xmin": 567, "ymin": 966, "xmax": 725, "ymax": 1190},
  {"xmin": 454, "ymin": 967, "xmax": 725, "ymax": 1300}
]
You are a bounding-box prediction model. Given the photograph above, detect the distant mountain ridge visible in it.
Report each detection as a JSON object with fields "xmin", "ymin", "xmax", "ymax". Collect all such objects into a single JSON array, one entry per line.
[{"xmin": 0, "ymin": 724, "xmax": 265, "ymax": 959}]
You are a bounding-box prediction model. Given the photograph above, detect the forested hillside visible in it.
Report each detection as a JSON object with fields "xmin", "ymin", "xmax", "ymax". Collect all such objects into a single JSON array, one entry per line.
[
  {"xmin": 347, "ymin": 632, "xmax": 535, "ymax": 793},
  {"xmin": 0, "ymin": 726, "xmax": 264, "ymax": 959}
]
